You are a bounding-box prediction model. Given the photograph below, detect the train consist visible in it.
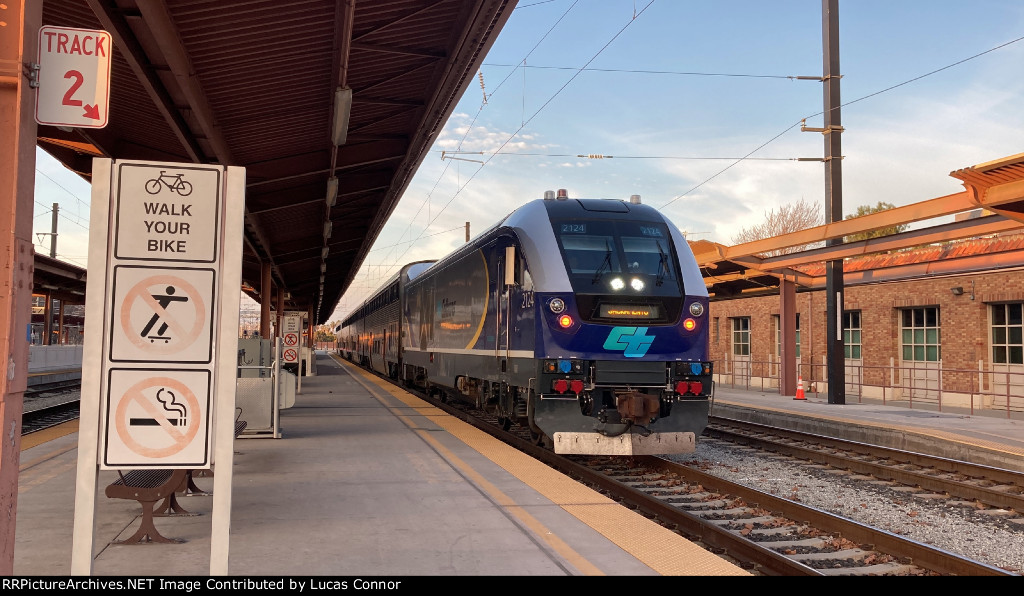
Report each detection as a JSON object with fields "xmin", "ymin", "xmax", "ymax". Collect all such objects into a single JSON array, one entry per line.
[{"xmin": 336, "ymin": 189, "xmax": 713, "ymax": 456}]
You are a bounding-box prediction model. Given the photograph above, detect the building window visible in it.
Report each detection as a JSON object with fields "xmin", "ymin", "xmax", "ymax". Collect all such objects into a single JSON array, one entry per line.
[
  {"xmin": 731, "ymin": 317, "xmax": 750, "ymax": 356},
  {"xmin": 774, "ymin": 314, "xmax": 800, "ymax": 358},
  {"xmin": 844, "ymin": 311, "xmax": 862, "ymax": 359},
  {"xmin": 901, "ymin": 307, "xmax": 940, "ymax": 362},
  {"xmin": 991, "ymin": 303, "xmax": 1024, "ymax": 364}
]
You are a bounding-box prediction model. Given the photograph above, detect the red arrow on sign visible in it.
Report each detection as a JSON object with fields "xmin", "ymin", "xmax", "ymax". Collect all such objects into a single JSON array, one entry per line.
[{"xmin": 83, "ymin": 104, "xmax": 101, "ymax": 119}]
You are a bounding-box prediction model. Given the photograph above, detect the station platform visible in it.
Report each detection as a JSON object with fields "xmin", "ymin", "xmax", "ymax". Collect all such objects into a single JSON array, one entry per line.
[
  {"xmin": 710, "ymin": 383, "xmax": 1024, "ymax": 473},
  {"xmin": 13, "ymin": 352, "xmax": 749, "ymax": 577}
]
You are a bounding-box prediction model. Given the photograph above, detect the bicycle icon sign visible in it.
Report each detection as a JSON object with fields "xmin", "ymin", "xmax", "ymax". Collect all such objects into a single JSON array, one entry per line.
[{"xmin": 145, "ymin": 171, "xmax": 193, "ymax": 196}]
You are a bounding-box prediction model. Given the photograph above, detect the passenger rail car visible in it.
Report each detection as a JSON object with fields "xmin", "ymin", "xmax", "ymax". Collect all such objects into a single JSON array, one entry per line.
[{"xmin": 337, "ymin": 190, "xmax": 713, "ymax": 456}]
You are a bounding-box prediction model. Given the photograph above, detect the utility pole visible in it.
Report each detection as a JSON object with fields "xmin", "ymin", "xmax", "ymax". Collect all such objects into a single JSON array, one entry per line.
[
  {"xmin": 822, "ymin": 0, "xmax": 846, "ymax": 405},
  {"xmin": 465, "ymin": 221, "xmax": 470, "ymax": 243},
  {"xmin": 49, "ymin": 202, "xmax": 58, "ymax": 257}
]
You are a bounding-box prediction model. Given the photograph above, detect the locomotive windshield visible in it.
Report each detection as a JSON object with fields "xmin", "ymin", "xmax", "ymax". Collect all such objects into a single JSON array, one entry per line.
[{"xmin": 554, "ymin": 219, "xmax": 681, "ymax": 295}]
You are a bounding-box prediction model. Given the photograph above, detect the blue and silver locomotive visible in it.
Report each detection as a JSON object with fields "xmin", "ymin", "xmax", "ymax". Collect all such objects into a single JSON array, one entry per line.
[{"xmin": 338, "ymin": 189, "xmax": 713, "ymax": 455}]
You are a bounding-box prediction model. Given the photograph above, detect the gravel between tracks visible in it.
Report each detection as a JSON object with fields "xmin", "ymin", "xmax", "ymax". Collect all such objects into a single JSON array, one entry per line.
[{"xmin": 667, "ymin": 439, "xmax": 1024, "ymax": 574}]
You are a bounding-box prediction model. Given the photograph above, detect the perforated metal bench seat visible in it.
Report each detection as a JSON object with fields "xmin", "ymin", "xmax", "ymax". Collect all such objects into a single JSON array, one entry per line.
[{"xmin": 105, "ymin": 469, "xmax": 189, "ymax": 544}]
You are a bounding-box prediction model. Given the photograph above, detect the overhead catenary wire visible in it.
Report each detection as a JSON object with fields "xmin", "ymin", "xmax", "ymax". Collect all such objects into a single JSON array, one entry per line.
[
  {"xmin": 658, "ymin": 33, "xmax": 1024, "ymax": 211},
  {"xmin": 372, "ymin": 2, "xmax": 655, "ymax": 287}
]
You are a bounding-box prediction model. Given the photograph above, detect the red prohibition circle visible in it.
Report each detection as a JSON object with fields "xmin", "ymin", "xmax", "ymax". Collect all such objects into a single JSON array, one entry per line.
[
  {"xmin": 120, "ymin": 274, "xmax": 206, "ymax": 354},
  {"xmin": 114, "ymin": 376, "xmax": 201, "ymax": 459}
]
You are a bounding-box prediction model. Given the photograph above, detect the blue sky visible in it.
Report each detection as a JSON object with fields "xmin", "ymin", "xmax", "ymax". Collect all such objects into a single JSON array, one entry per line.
[{"xmin": 32, "ymin": 1, "xmax": 1024, "ymax": 324}]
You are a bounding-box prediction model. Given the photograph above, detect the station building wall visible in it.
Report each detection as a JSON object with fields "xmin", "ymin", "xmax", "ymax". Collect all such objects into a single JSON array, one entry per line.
[{"xmin": 707, "ymin": 263, "xmax": 1024, "ymax": 398}]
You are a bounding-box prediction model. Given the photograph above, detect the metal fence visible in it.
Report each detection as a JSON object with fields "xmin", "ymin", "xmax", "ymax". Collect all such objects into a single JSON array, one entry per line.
[{"xmin": 713, "ymin": 355, "xmax": 1024, "ymax": 419}]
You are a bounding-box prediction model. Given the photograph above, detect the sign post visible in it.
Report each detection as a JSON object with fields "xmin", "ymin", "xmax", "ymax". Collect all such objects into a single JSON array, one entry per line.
[
  {"xmin": 35, "ymin": 25, "xmax": 112, "ymax": 128},
  {"xmin": 72, "ymin": 159, "xmax": 244, "ymax": 574}
]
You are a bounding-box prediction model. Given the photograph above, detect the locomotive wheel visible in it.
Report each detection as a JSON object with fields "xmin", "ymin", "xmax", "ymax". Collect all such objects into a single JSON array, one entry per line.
[{"xmin": 496, "ymin": 416, "xmax": 512, "ymax": 431}]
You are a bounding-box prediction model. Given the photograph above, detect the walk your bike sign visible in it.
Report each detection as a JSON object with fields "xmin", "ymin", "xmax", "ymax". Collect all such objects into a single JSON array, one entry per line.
[{"xmin": 114, "ymin": 163, "xmax": 221, "ymax": 262}]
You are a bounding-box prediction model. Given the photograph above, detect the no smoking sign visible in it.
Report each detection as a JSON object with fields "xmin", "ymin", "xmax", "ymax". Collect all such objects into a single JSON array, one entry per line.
[{"xmin": 103, "ymin": 368, "xmax": 211, "ymax": 467}]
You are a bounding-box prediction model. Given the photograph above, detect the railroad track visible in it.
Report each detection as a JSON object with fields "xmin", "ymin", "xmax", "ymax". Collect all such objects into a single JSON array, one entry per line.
[
  {"xmin": 22, "ymin": 398, "xmax": 80, "ymax": 435},
  {"xmin": 705, "ymin": 416, "xmax": 1024, "ymax": 513},
  {"xmin": 22, "ymin": 381, "xmax": 82, "ymax": 435},
  {"xmin": 418, "ymin": 389, "xmax": 1018, "ymax": 576}
]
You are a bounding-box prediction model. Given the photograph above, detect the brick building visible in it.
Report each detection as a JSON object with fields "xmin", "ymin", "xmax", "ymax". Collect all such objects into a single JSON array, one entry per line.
[{"xmin": 703, "ymin": 231, "xmax": 1024, "ymax": 412}]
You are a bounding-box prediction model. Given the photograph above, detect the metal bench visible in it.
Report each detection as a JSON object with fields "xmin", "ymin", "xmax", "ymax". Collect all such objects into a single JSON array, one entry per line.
[
  {"xmin": 105, "ymin": 468, "xmax": 190, "ymax": 544},
  {"xmin": 105, "ymin": 411, "xmax": 248, "ymax": 543}
]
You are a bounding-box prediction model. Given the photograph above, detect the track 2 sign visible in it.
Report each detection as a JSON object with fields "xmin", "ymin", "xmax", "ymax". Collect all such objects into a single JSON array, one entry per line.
[{"xmin": 35, "ymin": 25, "xmax": 112, "ymax": 128}]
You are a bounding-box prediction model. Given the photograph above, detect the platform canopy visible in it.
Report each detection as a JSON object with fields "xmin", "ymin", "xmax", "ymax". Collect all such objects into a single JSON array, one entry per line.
[{"xmin": 36, "ymin": 0, "xmax": 516, "ymax": 324}]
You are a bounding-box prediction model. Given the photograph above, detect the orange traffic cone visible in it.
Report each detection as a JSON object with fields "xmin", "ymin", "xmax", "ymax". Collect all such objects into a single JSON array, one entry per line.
[{"xmin": 794, "ymin": 376, "xmax": 806, "ymax": 400}]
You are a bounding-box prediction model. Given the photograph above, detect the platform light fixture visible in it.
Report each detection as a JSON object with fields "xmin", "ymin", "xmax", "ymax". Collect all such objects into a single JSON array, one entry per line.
[
  {"xmin": 323, "ymin": 221, "xmax": 333, "ymax": 239},
  {"xmin": 326, "ymin": 176, "xmax": 338, "ymax": 208},
  {"xmin": 332, "ymin": 87, "xmax": 352, "ymax": 146}
]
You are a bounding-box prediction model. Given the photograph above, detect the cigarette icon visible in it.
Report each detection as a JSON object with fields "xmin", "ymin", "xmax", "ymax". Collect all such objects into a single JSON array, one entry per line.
[{"xmin": 129, "ymin": 417, "xmax": 187, "ymax": 426}]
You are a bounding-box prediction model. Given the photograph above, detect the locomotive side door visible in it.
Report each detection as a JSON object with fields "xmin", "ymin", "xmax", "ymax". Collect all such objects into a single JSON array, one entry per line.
[
  {"xmin": 494, "ymin": 241, "xmax": 515, "ymax": 365},
  {"xmin": 500, "ymin": 244, "xmax": 516, "ymax": 365},
  {"xmin": 494, "ymin": 242, "xmax": 507, "ymax": 361}
]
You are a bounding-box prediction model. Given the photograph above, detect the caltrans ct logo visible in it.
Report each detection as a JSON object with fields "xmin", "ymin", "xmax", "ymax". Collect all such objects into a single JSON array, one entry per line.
[{"xmin": 603, "ymin": 327, "xmax": 655, "ymax": 358}]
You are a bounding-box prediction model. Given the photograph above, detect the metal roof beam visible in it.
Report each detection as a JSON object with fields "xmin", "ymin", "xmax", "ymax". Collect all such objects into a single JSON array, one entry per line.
[
  {"xmin": 85, "ymin": 0, "xmax": 205, "ymax": 162},
  {"xmin": 352, "ymin": 0, "xmax": 450, "ymax": 42},
  {"xmin": 758, "ymin": 214, "xmax": 1023, "ymax": 271},
  {"xmin": 135, "ymin": 0, "xmax": 235, "ymax": 165},
  {"xmin": 350, "ymin": 42, "xmax": 446, "ymax": 59},
  {"xmin": 699, "ymin": 191, "xmax": 979, "ymax": 265}
]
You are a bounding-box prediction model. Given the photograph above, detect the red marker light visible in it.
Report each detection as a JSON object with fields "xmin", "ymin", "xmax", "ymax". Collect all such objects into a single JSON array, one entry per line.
[
  {"xmin": 682, "ymin": 318, "xmax": 696, "ymax": 331},
  {"xmin": 559, "ymin": 314, "xmax": 573, "ymax": 328}
]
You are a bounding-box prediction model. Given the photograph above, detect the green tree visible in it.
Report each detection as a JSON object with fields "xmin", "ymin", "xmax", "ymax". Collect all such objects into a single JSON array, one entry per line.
[
  {"xmin": 314, "ymin": 323, "xmax": 337, "ymax": 342},
  {"xmin": 844, "ymin": 202, "xmax": 909, "ymax": 242}
]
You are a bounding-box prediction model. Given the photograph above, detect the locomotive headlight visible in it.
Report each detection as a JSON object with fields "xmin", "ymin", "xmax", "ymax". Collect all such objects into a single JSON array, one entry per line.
[
  {"xmin": 630, "ymin": 278, "xmax": 645, "ymax": 291},
  {"xmin": 549, "ymin": 298, "xmax": 565, "ymax": 313},
  {"xmin": 609, "ymin": 277, "xmax": 625, "ymax": 291},
  {"xmin": 689, "ymin": 302, "xmax": 705, "ymax": 317}
]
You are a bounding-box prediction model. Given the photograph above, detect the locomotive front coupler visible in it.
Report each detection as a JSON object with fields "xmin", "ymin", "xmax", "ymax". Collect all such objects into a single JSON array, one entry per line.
[{"xmin": 614, "ymin": 389, "xmax": 661, "ymax": 425}]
